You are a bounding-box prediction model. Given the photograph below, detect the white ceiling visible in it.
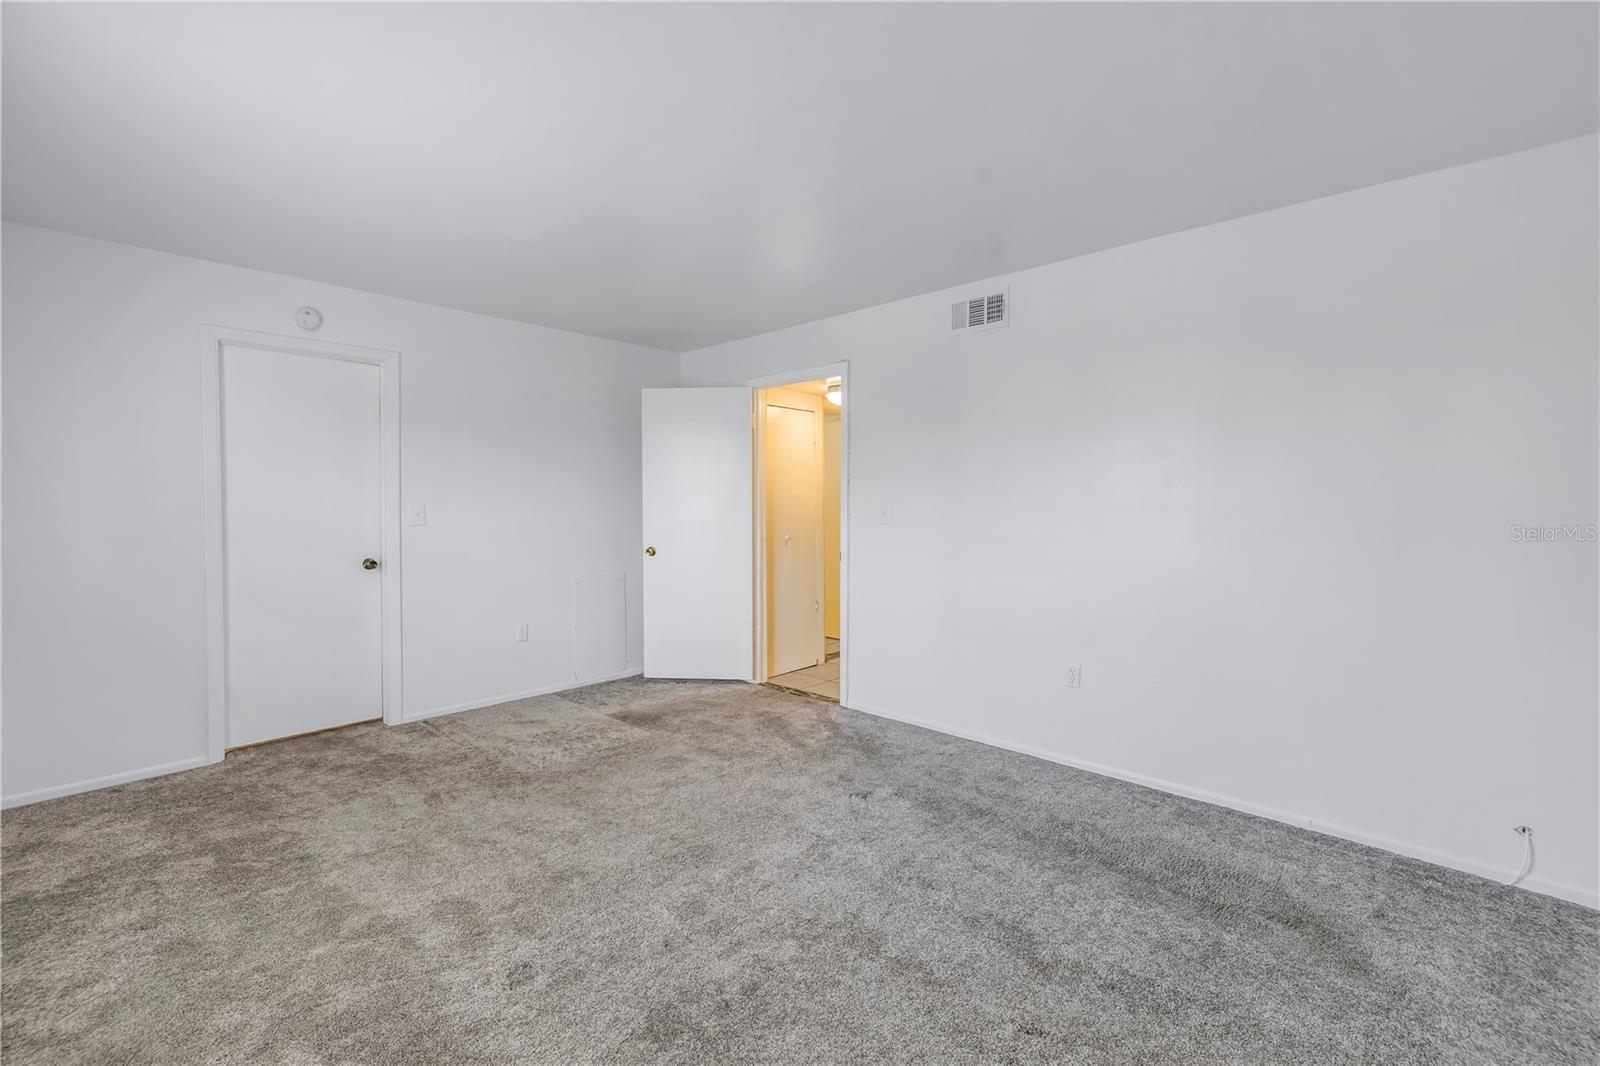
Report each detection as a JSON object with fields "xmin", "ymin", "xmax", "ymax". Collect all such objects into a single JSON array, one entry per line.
[{"xmin": 4, "ymin": 3, "xmax": 1595, "ymax": 352}]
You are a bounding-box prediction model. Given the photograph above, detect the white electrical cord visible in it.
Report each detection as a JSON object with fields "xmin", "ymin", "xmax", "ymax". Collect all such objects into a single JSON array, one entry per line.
[{"xmin": 1506, "ymin": 827, "xmax": 1534, "ymax": 888}]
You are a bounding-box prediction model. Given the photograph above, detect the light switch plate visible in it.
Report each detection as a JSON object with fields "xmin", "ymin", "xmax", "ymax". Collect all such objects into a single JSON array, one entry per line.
[{"xmin": 410, "ymin": 503, "xmax": 427, "ymax": 526}]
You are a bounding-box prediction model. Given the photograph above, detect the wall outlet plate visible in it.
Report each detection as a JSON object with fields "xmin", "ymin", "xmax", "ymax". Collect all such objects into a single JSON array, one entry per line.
[
  {"xmin": 1066, "ymin": 664, "xmax": 1081, "ymax": 689},
  {"xmin": 515, "ymin": 623, "xmax": 530, "ymax": 643}
]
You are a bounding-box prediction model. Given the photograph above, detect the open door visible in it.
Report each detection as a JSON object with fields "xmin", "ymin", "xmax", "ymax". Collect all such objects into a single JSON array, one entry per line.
[{"xmin": 641, "ymin": 387, "xmax": 754, "ymax": 679}]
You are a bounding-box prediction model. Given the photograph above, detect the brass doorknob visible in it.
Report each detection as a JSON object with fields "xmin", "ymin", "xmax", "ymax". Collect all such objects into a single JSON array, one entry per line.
[
  {"xmin": 644, "ymin": 546, "xmax": 657, "ymax": 557},
  {"xmin": 362, "ymin": 558, "xmax": 379, "ymax": 570}
]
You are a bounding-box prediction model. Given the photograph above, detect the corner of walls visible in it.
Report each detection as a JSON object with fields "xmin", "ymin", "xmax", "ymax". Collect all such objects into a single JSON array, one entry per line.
[
  {"xmin": 2, "ymin": 222, "xmax": 677, "ymax": 808},
  {"xmin": 683, "ymin": 137, "xmax": 1600, "ymax": 910}
]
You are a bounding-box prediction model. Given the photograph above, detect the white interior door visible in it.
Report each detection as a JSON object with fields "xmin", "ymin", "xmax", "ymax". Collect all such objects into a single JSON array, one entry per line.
[
  {"xmin": 222, "ymin": 344, "xmax": 383, "ymax": 746},
  {"xmin": 766, "ymin": 401, "xmax": 824, "ymax": 676},
  {"xmin": 823, "ymin": 413, "xmax": 842, "ymax": 640},
  {"xmin": 641, "ymin": 387, "xmax": 753, "ymax": 679}
]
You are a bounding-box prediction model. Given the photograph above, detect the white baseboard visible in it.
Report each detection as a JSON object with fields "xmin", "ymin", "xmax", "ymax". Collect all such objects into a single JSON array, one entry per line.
[
  {"xmin": 846, "ymin": 699, "xmax": 1598, "ymax": 911},
  {"xmin": 1, "ymin": 755, "xmax": 216, "ymax": 810},
  {"xmin": 3, "ymin": 668, "xmax": 648, "ymax": 807},
  {"xmin": 11, "ymin": 685, "xmax": 1588, "ymax": 909},
  {"xmin": 401, "ymin": 664, "xmax": 644, "ymax": 724}
]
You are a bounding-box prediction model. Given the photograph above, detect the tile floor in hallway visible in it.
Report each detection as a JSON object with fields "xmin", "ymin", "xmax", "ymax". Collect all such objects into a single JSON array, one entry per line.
[{"xmin": 767, "ymin": 637, "xmax": 841, "ymax": 700}]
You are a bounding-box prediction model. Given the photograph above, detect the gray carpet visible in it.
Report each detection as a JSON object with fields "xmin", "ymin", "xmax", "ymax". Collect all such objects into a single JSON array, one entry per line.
[{"xmin": 3, "ymin": 678, "xmax": 1596, "ymax": 1065}]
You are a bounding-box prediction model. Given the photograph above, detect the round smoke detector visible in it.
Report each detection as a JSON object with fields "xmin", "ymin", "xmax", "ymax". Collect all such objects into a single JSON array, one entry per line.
[{"xmin": 295, "ymin": 306, "xmax": 323, "ymax": 331}]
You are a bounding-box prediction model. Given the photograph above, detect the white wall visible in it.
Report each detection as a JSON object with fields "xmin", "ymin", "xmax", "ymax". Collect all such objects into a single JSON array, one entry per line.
[
  {"xmin": 2, "ymin": 223, "xmax": 677, "ymax": 805},
  {"xmin": 682, "ymin": 137, "xmax": 1600, "ymax": 907}
]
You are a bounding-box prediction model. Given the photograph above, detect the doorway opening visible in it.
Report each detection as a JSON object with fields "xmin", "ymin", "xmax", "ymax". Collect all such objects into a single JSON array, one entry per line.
[
  {"xmin": 636, "ymin": 363, "xmax": 846, "ymax": 700},
  {"xmin": 755, "ymin": 372, "xmax": 844, "ymax": 702}
]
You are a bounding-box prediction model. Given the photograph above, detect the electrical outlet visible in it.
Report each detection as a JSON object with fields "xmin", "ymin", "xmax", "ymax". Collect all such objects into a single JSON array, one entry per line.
[
  {"xmin": 1066, "ymin": 664, "xmax": 1081, "ymax": 689},
  {"xmin": 515, "ymin": 622, "xmax": 529, "ymax": 643}
]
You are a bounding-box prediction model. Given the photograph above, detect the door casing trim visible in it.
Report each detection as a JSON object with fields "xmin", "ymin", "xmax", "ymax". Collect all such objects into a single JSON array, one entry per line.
[{"xmin": 199, "ymin": 325, "xmax": 403, "ymax": 763}]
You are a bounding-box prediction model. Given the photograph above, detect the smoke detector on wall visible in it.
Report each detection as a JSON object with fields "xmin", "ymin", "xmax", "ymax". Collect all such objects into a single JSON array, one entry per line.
[
  {"xmin": 949, "ymin": 289, "xmax": 1007, "ymax": 334},
  {"xmin": 295, "ymin": 306, "xmax": 323, "ymax": 331}
]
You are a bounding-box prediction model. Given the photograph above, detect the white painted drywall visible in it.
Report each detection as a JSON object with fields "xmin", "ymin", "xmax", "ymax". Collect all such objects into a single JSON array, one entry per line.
[
  {"xmin": 1, "ymin": 223, "xmax": 677, "ymax": 805},
  {"xmin": 681, "ymin": 137, "xmax": 1600, "ymax": 907}
]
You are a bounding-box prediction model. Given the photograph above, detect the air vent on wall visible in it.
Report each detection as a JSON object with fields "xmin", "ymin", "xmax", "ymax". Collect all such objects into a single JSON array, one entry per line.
[{"xmin": 950, "ymin": 289, "xmax": 1008, "ymax": 334}]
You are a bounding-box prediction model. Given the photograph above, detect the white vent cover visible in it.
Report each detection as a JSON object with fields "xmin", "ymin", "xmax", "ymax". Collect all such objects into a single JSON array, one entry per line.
[{"xmin": 950, "ymin": 289, "xmax": 1008, "ymax": 334}]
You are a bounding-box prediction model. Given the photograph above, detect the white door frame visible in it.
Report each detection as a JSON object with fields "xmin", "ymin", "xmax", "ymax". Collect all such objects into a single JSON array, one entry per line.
[
  {"xmin": 200, "ymin": 325, "xmax": 403, "ymax": 763},
  {"xmin": 749, "ymin": 361, "xmax": 849, "ymax": 708}
]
